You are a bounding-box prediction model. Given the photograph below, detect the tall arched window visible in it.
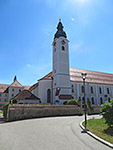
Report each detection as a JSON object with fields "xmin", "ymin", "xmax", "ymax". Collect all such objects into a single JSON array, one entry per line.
[
  {"xmin": 100, "ymin": 97, "xmax": 103, "ymax": 104},
  {"xmin": 107, "ymin": 88, "xmax": 109, "ymax": 94},
  {"xmin": 91, "ymin": 97, "xmax": 94, "ymax": 105},
  {"xmin": 108, "ymin": 97, "xmax": 110, "ymax": 102},
  {"xmin": 81, "ymin": 86, "xmax": 84, "ymax": 93},
  {"xmin": 99, "ymin": 87, "xmax": 102, "ymax": 94},
  {"xmin": 82, "ymin": 97, "xmax": 85, "ymax": 104},
  {"xmin": 91, "ymin": 87, "xmax": 93, "ymax": 94},
  {"xmin": 47, "ymin": 89, "xmax": 51, "ymax": 103},
  {"xmin": 72, "ymin": 85, "xmax": 74, "ymax": 93}
]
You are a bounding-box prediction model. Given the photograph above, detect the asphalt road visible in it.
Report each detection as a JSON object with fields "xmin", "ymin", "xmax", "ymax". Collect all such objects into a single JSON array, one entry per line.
[{"xmin": 0, "ymin": 115, "xmax": 112, "ymax": 150}]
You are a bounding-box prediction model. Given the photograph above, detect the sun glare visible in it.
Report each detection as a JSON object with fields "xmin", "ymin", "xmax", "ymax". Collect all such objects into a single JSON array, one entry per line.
[{"xmin": 69, "ymin": 0, "xmax": 91, "ymax": 7}]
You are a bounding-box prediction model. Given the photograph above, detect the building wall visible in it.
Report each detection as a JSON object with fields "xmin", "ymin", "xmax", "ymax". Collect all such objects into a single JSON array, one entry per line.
[
  {"xmin": 8, "ymin": 87, "xmax": 23, "ymax": 101},
  {"xmin": 38, "ymin": 79, "xmax": 52, "ymax": 103},
  {"xmin": 71, "ymin": 81, "xmax": 113, "ymax": 105},
  {"xmin": 35, "ymin": 79, "xmax": 113, "ymax": 105},
  {"xmin": 17, "ymin": 99, "xmax": 39, "ymax": 104},
  {"xmin": 0, "ymin": 93, "xmax": 8, "ymax": 102}
]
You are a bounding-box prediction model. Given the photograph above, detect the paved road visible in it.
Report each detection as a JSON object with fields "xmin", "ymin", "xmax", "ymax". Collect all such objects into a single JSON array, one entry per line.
[{"xmin": 0, "ymin": 115, "xmax": 112, "ymax": 150}]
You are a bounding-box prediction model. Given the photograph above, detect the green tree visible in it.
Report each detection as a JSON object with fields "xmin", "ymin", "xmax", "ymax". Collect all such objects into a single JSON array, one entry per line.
[
  {"xmin": 100, "ymin": 99, "xmax": 113, "ymax": 127},
  {"xmin": 67, "ymin": 98, "xmax": 79, "ymax": 105}
]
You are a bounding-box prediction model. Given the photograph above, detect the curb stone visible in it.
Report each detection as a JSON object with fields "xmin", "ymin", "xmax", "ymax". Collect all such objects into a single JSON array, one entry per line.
[{"xmin": 80, "ymin": 119, "xmax": 113, "ymax": 149}]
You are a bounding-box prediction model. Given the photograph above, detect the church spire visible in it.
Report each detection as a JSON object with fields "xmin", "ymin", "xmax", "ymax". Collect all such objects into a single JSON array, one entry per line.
[
  {"xmin": 14, "ymin": 75, "xmax": 17, "ymax": 82},
  {"xmin": 54, "ymin": 19, "xmax": 67, "ymax": 39}
]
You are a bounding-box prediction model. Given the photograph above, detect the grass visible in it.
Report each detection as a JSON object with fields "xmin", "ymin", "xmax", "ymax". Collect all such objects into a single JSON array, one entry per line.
[
  {"xmin": 0, "ymin": 110, "xmax": 3, "ymax": 115},
  {"xmin": 83, "ymin": 118, "xmax": 113, "ymax": 144}
]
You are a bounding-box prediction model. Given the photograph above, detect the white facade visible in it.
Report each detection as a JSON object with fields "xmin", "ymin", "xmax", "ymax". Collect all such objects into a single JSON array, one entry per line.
[{"xmin": 30, "ymin": 20, "xmax": 113, "ymax": 105}]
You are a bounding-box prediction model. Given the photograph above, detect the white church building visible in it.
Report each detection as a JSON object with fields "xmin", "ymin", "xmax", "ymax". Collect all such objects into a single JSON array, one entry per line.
[
  {"xmin": 0, "ymin": 20, "xmax": 113, "ymax": 106},
  {"xmin": 30, "ymin": 20, "xmax": 113, "ymax": 105}
]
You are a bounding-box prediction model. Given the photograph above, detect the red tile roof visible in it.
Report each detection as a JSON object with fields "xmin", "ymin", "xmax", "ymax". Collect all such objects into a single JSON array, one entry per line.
[
  {"xmin": 38, "ymin": 72, "xmax": 52, "ymax": 81},
  {"xmin": 29, "ymin": 82, "xmax": 38, "ymax": 91},
  {"xmin": 70, "ymin": 68, "xmax": 113, "ymax": 85},
  {"xmin": 0, "ymin": 84, "xmax": 9, "ymax": 93},
  {"xmin": 38, "ymin": 68, "xmax": 113, "ymax": 85}
]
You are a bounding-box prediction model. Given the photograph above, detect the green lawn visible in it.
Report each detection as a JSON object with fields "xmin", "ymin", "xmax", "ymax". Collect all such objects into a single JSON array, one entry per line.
[{"xmin": 83, "ymin": 118, "xmax": 113, "ymax": 144}]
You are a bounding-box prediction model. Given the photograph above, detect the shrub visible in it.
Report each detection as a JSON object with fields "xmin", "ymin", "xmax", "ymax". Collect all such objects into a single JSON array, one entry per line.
[
  {"xmin": 67, "ymin": 99, "xmax": 79, "ymax": 105},
  {"xmin": 3, "ymin": 103, "xmax": 9, "ymax": 121},
  {"xmin": 100, "ymin": 99, "xmax": 113, "ymax": 127}
]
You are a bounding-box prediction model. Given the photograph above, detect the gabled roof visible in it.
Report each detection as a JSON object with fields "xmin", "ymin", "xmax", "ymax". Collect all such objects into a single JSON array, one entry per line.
[
  {"xmin": 10, "ymin": 79, "xmax": 23, "ymax": 88},
  {"xmin": 38, "ymin": 72, "xmax": 52, "ymax": 81},
  {"xmin": 29, "ymin": 82, "xmax": 38, "ymax": 91},
  {"xmin": 11, "ymin": 90, "xmax": 40, "ymax": 100}
]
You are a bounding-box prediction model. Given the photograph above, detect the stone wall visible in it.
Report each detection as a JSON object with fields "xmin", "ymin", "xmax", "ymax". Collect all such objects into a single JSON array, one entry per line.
[{"xmin": 6, "ymin": 105, "xmax": 101, "ymax": 121}]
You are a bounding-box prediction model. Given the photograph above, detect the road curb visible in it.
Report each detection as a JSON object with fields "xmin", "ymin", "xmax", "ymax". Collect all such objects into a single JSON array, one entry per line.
[{"xmin": 80, "ymin": 119, "xmax": 113, "ymax": 149}]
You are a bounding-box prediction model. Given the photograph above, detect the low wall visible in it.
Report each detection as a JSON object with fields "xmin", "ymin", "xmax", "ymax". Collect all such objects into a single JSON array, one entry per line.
[{"xmin": 6, "ymin": 105, "xmax": 101, "ymax": 122}]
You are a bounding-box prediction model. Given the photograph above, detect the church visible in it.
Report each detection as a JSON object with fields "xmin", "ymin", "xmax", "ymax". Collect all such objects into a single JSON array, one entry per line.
[
  {"xmin": 0, "ymin": 19, "xmax": 113, "ymax": 106},
  {"xmin": 30, "ymin": 19, "xmax": 113, "ymax": 105}
]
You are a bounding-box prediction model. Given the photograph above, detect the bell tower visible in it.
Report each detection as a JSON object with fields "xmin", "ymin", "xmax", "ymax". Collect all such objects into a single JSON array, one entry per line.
[{"xmin": 52, "ymin": 19, "xmax": 72, "ymax": 104}]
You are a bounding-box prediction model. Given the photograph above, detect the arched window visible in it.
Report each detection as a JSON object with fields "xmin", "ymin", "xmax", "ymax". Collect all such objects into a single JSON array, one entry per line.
[
  {"xmin": 91, "ymin": 97, "xmax": 94, "ymax": 105},
  {"xmin": 91, "ymin": 87, "xmax": 93, "ymax": 94},
  {"xmin": 81, "ymin": 86, "xmax": 84, "ymax": 93},
  {"xmin": 108, "ymin": 97, "xmax": 110, "ymax": 102},
  {"xmin": 82, "ymin": 97, "xmax": 85, "ymax": 104},
  {"xmin": 47, "ymin": 89, "xmax": 51, "ymax": 103},
  {"xmin": 100, "ymin": 97, "xmax": 103, "ymax": 104},
  {"xmin": 107, "ymin": 88, "xmax": 109, "ymax": 94},
  {"xmin": 72, "ymin": 85, "xmax": 74, "ymax": 93},
  {"xmin": 99, "ymin": 87, "xmax": 102, "ymax": 94},
  {"xmin": 62, "ymin": 46, "xmax": 65, "ymax": 51}
]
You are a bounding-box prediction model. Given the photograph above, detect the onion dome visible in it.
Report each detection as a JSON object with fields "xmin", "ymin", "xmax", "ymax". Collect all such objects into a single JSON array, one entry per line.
[{"xmin": 54, "ymin": 19, "xmax": 67, "ymax": 39}]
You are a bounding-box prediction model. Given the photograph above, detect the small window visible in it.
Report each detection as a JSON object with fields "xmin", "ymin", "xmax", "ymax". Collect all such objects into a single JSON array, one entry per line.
[
  {"xmin": 99, "ymin": 87, "xmax": 102, "ymax": 94},
  {"xmin": 4, "ymin": 99, "xmax": 7, "ymax": 102},
  {"xmin": 91, "ymin": 97, "xmax": 94, "ymax": 105},
  {"xmin": 12, "ymin": 94, "xmax": 14, "ymax": 97},
  {"xmin": 47, "ymin": 89, "xmax": 51, "ymax": 103},
  {"xmin": 12, "ymin": 89, "xmax": 14, "ymax": 92},
  {"xmin": 19, "ymin": 89, "xmax": 21, "ymax": 92},
  {"xmin": 62, "ymin": 46, "xmax": 65, "ymax": 51},
  {"xmin": 81, "ymin": 86, "xmax": 84, "ymax": 93},
  {"xmin": 100, "ymin": 97, "xmax": 103, "ymax": 104},
  {"xmin": 72, "ymin": 85, "xmax": 74, "ymax": 93},
  {"xmin": 108, "ymin": 97, "xmax": 110, "ymax": 102},
  {"xmin": 107, "ymin": 88, "xmax": 109, "ymax": 94},
  {"xmin": 54, "ymin": 83, "xmax": 56, "ymax": 86},
  {"xmin": 91, "ymin": 87, "xmax": 93, "ymax": 94}
]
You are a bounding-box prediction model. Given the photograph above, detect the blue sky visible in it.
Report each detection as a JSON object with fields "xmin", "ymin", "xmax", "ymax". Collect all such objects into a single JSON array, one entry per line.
[{"xmin": 0, "ymin": 0, "xmax": 113, "ymax": 86}]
